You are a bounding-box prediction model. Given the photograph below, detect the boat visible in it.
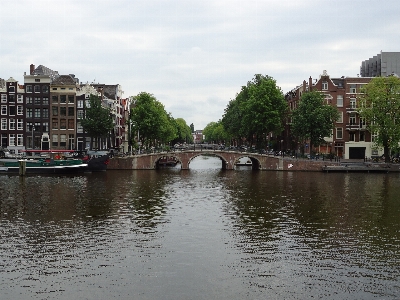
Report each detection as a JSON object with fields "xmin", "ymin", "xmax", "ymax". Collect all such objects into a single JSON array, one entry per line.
[
  {"xmin": 235, "ymin": 157, "xmax": 252, "ymax": 166},
  {"xmin": 82, "ymin": 150, "xmax": 110, "ymax": 172},
  {"xmin": 157, "ymin": 156, "xmax": 178, "ymax": 167},
  {"xmin": 0, "ymin": 157, "xmax": 88, "ymax": 174}
]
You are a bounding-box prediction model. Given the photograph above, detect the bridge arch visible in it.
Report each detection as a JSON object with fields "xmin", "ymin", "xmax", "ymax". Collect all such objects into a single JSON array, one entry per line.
[
  {"xmin": 187, "ymin": 153, "xmax": 229, "ymax": 170},
  {"xmin": 234, "ymin": 154, "xmax": 262, "ymax": 170}
]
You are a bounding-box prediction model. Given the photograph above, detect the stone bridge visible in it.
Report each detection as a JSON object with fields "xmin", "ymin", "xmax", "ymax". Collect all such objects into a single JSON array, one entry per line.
[{"xmin": 107, "ymin": 150, "xmax": 332, "ymax": 171}]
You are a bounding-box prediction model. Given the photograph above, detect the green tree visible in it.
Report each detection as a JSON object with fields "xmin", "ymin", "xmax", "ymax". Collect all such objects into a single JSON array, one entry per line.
[
  {"xmin": 130, "ymin": 92, "xmax": 177, "ymax": 149},
  {"xmin": 173, "ymin": 118, "xmax": 193, "ymax": 144},
  {"xmin": 358, "ymin": 76, "xmax": 400, "ymax": 162},
  {"xmin": 291, "ymin": 90, "xmax": 339, "ymax": 154},
  {"xmin": 222, "ymin": 74, "xmax": 287, "ymax": 148},
  {"xmin": 80, "ymin": 94, "xmax": 114, "ymax": 150},
  {"xmin": 203, "ymin": 121, "xmax": 230, "ymax": 144}
]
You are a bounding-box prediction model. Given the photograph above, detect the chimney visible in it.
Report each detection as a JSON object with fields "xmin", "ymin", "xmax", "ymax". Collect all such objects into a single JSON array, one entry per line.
[
  {"xmin": 303, "ymin": 80, "xmax": 306, "ymax": 92},
  {"xmin": 309, "ymin": 76, "xmax": 312, "ymax": 92},
  {"xmin": 30, "ymin": 64, "xmax": 35, "ymax": 75}
]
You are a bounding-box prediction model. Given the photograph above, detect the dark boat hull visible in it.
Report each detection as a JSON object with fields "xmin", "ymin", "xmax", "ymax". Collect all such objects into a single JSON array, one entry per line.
[{"xmin": 85, "ymin": 155, "xmax": 109, "ymax": 172}]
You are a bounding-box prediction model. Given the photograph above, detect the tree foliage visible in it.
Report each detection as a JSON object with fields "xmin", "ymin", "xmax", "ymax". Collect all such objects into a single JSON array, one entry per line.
[
  {"xmin": 358, "ymin": 76, "xmax": 400, "ymax": 161},
  {"xmin": 80, "ymin": 94, "xmax": 114, "ymax": 149},
  {"xmin": 291, "ymin": 91, "xmax": 339, "ymax": 151},
  {"xmin": 203, "ymin": 121, "xmax": 230, "ymax": 144},
  {"xmin": 130, "ymin": 92, "xmax": 177, "ymax": 148},
  {"xmin": 173, "ymin": 118, "xmax": 193, "ymax": 144},
  {"xmin": 222, "ymin": 74, "xmax": 287, "ymax": 148}
]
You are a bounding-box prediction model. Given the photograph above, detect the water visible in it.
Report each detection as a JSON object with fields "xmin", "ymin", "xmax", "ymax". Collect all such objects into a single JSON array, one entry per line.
[{"xmin": 1, "ymin": 156, "xmax": 399, "ymax": 299}]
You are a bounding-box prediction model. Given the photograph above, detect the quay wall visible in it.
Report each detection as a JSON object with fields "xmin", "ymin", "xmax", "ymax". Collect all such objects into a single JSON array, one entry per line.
[{"xmin": 107, "ymin": 156, "xmax": 340, "ymax": 172}]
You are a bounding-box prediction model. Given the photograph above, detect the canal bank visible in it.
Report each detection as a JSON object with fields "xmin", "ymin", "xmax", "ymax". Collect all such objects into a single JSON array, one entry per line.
[{"xmin": 107, "ymin": 155, "xmax": 400, "ymax": 172}]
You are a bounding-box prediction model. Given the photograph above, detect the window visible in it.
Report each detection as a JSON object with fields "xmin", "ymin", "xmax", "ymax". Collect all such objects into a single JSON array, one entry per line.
[
  {"xmin": 9, "ymin": 134, "xmax": 15, "ymax": 146},
  {"xmin": 9, "ymin": 106, "xmax": 15, "ymax": 116},
  {"xmin": 34, "ymin": 97, "xmax": 41, "ymax": 105},
  {"xmin": 26, "ymin": 108, "xmax": 33, "ymax": 118},
  {"xmin": 17, "ymin": 119, "xmax": 23, "ymax": 130},
  {"xmin": 9, "ymin": 119, "xmax": 15, "ymax": 130},
  {"xmin": 350, "ymin": 98, "xmax": 356, "ymax": 109},
  {"xmin": 8, "ymin": 95, "xmax": 15, "ymax": 102},
  {"xmin": 60, "ymin": 119, "xmax": 66, "ymax": 129},
  {"xmin": 1, "ymin": 118, "xmax": 7, "ymax": 130},
  {"xmin": 52, "ymin": 96, "xmax": 58, "ymax": 103},
  {"xmin": 52, "ymin": 87, "xmax": 57, "ymax": 91},
  {"xmin": 17, "ymin": 95, "xmax": 23, "ymax": 103},
  {"xmin": 68, "ymin": 95, "xmax": 74, "ymax": 103},
  {"xmin": 52, "ymin": 118, "xmax": 58, "ymax": 129},
  {"xmin": 26, "ymin": 122, "xmax": 32, "ymax": 132},
  {"xmin": 26, "ymin": 85, "xmax": 33, "ymax": 93},
  {"xmin": 1, "ymin": 105, "xmax": 7, "ymax": 115},
  {"xmin": 349, "ymin": 132, "xmax": 355, "ymax": 141},
  {"xmin": 42, "ymin": 108, "xmax": 49, "ymax": 118},
  {"xmin": 60, "ymin": 107, "xmax": 66, "ymax": 116},
  {"xmin": 349, "ymin": 84, "xmax": 356, "ymax": 93},
  {"xmin": 42, "ymin": 97, "xmax": 49, "ymax": 105},
  {"xmin": 1, "ymin": 94, "xmax": 6, "ymax": 103},
  {"xmin": 35, "ymin": 78, "xmax": 40, "ymax": 82},
  {"xmin": 349, "ymin": 114, "xmax": 356, "ymax": 125},
  {"xmin": 337, "ymin": 95, "xmax": 343, "ymax": 107},
  {"xmin": 360, "ymin": 132, "xmax": 365, "ymax": 142},
  {"xmin": 337, "ymin": 112, "xmax": 343, "ymax": 123},
  {"xmin": 17, "ymin": 134, "xmax": 23, "ymax": 146},
  {"xmin": 77, "ymin": 100, "xmax": 84, "ymax": 108},
  {"xmin": 322, "ymin": 81, "xmax": 328, "ymax": 90},
  {"xmin": 8, "ymin": 86, "xmax": 15, "ymax": 93},
  {"xmin": 42, "ymin": 122, "xmax": 49, "ymax": 132},
  {"xmin": 360, "ymin": 117, "xmax": 366, "ymax": 128},
  {"xmin": 336, "ymin": 127, "xmax": 343, "ymax": 139},
  {"xmin": 52, "ymin": 134, "xmax": 58, "ymax": 147},
  {"xmin": 60, "ymin": 134, "xmax": 66, "ymax": 147},
  {"xmin": 69, "ymin": 134, "xmax": 74, "ymax": 149},
  {"xmin": 77, "ymin": 122, "xmax": 83, "ymax": 133},
  {"xmin": 60, "ymin": 95, "xmax": 66, "ymax": 103},
  {"xmin": 17, "ymin": 105, "xmax": 23, "ymax": 115},
  {"xmin": 26, "ymin": 97, "xmax": 33, "ymax": 104},
  {"xmin": 77, "ymin": 110, "xmax": 84, "ymax": 119},
  {"xmin": 34, "ymin": 85, "xmax": 40, "ymax": 93},
  {"xmin": 68, "ymin": 107, "xmax": 74, "ymax": 116},
  {"xmin": 52, "ymin": 106, "xmax": 58, "ymax": 116},
  {"xmin": 42, "ymin": 85, "xmax": 49, "ymax": 93},
  {"xmin": 68, "ymin": 119, "xmax": 74, "ymax": 129},
  {"xmin": 34, "ymin": 108, "xmax": 41, "ymax": 118}
]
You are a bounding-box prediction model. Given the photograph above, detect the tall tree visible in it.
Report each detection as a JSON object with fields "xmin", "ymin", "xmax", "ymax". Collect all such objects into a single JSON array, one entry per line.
[
  {"xmin": 130, "ymin": 92, "xmax": 176, "ymax": 149},
  {"xmin": 173, "ymin": 118, "xmax": 193, "ymax": 144},
  {"xmin": 358, "ymin": 76, "xmax": 400, "ymax": 162},
  {"xmin": 291, "ymin": 91, "xmax": 339, "ymax": 153},
  {"xmin": 222, "ymin": 74, "xmax": 287, "ymax": 148},
  {"xmin": 80, "ymin": 94, "xmax": 114, "ymax": 150},
  {"xmin": 203, "ymin": 121, "xmax": 230, "ymax": 144}
]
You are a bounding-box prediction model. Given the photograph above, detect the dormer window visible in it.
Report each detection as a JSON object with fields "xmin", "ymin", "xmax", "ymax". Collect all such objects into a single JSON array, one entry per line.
[{"xmin": 322, "ymin": 81, "xmax": 328, "ymax": 90}]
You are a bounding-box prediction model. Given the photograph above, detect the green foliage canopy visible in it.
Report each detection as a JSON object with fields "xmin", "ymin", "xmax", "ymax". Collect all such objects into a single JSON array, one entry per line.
[
  {"xmin": 80, "ymin": 94, "xmax": 114, "ymax": 149},
  {"xmin": 203, "ymin": 121, "xmax": 230, "ymax": 144},
  {"xmin": 222, "ymin": 74, "xmax": 287, "ymax": 147},
  {"xmin": 291, "ymin": 91, "xmax": 339, "ymax": 149},
  {"xmin": 358, "ymin": 76, "xmax": 400, "ymax": 161}
]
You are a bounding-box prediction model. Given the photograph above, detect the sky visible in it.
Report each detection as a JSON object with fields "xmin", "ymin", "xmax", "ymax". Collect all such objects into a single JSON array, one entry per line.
[{"xmin": 0, "ymin": 0, "xmax": 399, "ymax": 129}]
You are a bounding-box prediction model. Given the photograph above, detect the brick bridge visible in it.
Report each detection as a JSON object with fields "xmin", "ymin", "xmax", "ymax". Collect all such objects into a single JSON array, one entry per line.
[{"xmin": 107, "ymin": 150, "xmax": 333, "ymax": 171}]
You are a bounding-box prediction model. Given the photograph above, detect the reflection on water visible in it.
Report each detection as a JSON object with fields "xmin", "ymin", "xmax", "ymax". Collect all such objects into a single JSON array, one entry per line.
[{"xmin": 0, "ymin": 156, "xmax": 400, "ymax": 299}]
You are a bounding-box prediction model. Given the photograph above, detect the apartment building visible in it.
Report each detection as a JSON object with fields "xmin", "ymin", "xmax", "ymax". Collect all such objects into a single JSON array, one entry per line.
[
  {"xmin": 285, "ymin": 70, "xmax": 375, "ymax": 159},
  {"xmin": 360, "ymin": 51, "xmax": 400, "ymax": 77},
  {"xmin": 0, "ymin": 77, "xmax": 25, "ymax": 153}
]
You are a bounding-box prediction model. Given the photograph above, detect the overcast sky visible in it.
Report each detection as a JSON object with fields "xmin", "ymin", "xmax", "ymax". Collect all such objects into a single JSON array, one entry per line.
[{"xmin": 1, "ymin": 0, "xmax": 399, "ymax": 129}]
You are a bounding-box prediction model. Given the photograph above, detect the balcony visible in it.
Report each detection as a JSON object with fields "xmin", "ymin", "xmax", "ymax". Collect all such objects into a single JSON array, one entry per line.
[{"xmin": 345, "ymin": 123, "xmax": 367, "ymax": 131}]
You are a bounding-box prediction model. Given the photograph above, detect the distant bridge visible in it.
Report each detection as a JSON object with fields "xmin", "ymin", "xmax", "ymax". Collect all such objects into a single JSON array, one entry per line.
[{"xmin": 108, "ymin": 150, "xmax": 295, "ymax": 170}]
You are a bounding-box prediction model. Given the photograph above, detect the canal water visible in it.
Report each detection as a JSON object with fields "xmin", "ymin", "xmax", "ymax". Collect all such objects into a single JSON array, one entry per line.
[{"xmin": 0, "ymin": 156, "xmax": 399, "ymax": 299}]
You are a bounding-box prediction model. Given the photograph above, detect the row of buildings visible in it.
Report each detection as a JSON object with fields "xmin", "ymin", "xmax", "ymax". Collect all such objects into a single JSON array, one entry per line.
[
  {"xmin": 283, "ymin": 51, "xmax": 400, "ymax": 159},
  {"xmin": 1, "ymin": 64, "xmax": 131, "ymax": 155},
  {"xmin": 1, "ymin": 51, "xmax": 399, "ymax": 159}
]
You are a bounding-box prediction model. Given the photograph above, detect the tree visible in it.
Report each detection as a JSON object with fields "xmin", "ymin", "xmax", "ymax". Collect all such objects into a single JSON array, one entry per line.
[
  {"xmin": 203, "ymin": 121, "xmax": 230, "ymax": 144},
  {"xmin": 358, "ymin": 76, "xmax": 400, "ymax": 162},
  {"xmin": 190, "ymin": 123, "xmax": 194, "ymax": 133},
  {"xmin": 173, "ymin": 118, "xmax": 193, "ymax": 144},
  {"xmin": 80, "ymin": 94, "xmax": 114, "ymax": 150},
  {"xmin": 291, "ymin": 91, "xmax": 339, "ymax": 154},
  {"xmin": 222, "ymin": 74, "xmax": 287, "ymax": 148},
  {"xmin": 130, "ymin": 92, "xmax": 177, "ymax": 149}
]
